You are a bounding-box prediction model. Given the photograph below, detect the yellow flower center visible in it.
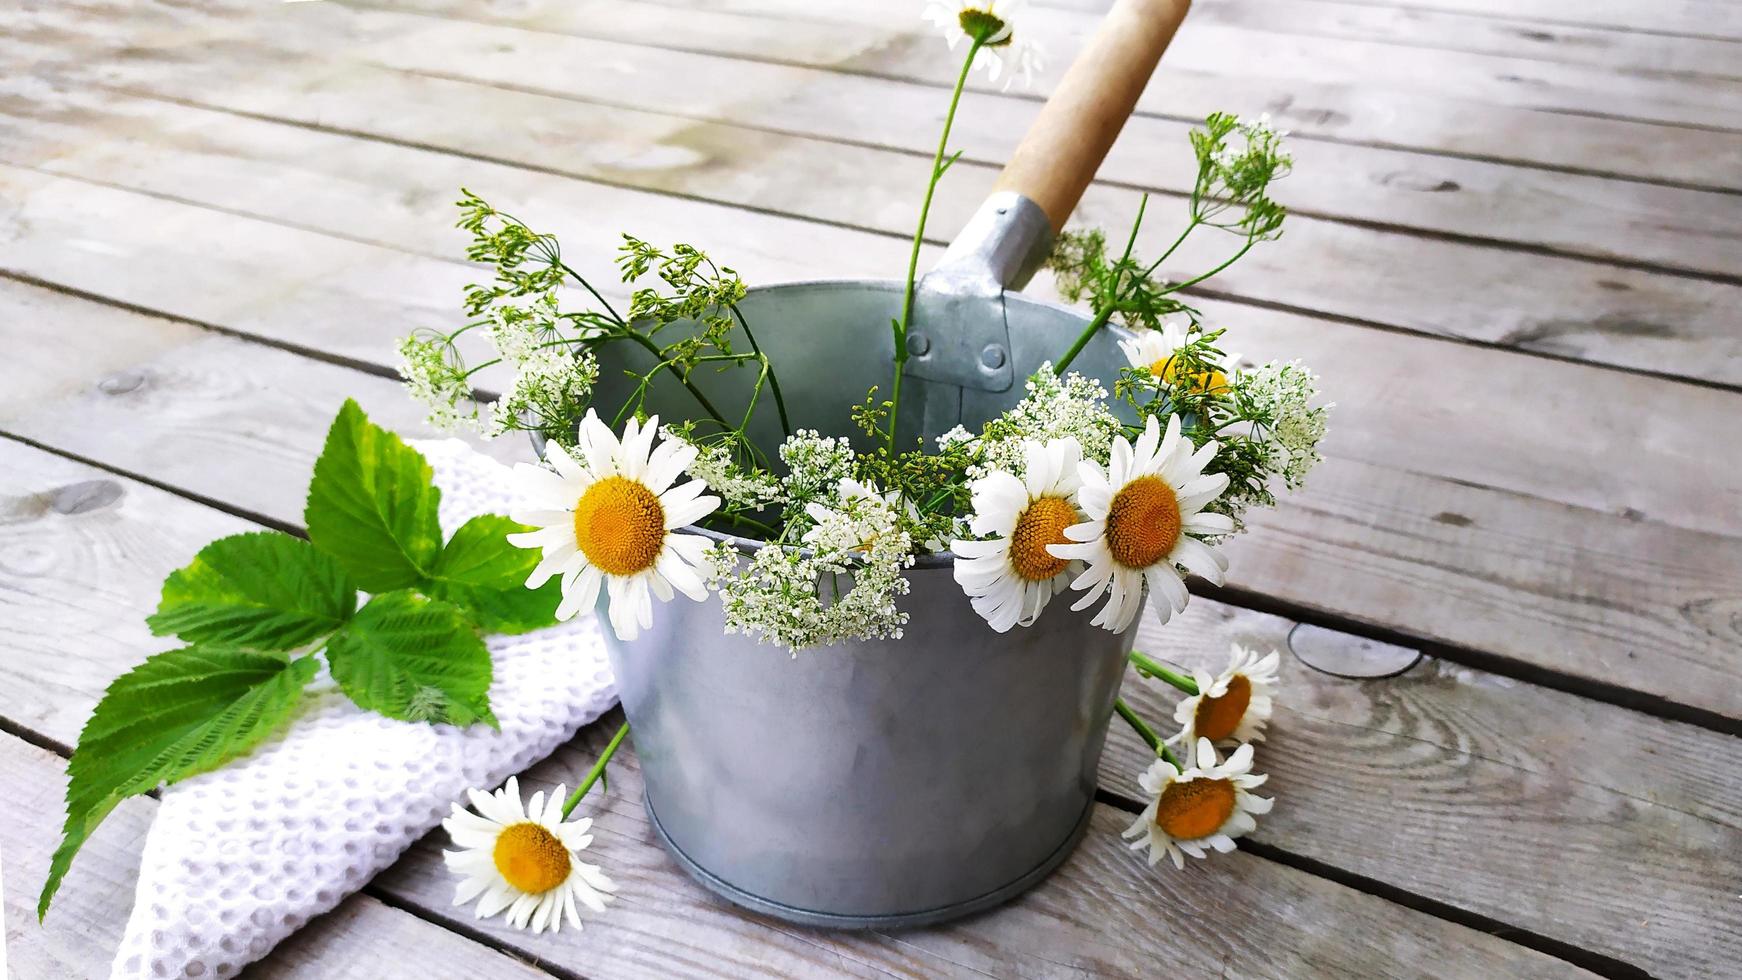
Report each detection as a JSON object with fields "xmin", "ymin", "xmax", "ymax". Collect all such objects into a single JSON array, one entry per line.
[
  {"xmin": 958, "ymin": 7, "xmax": 1012, "ymax": 46},
  {"xmin": 1149, "ymin": 355, "xmax": 1228, "ymax": 395},
  {"xmin": 1009, "ymin": 496, "xmax": 1077, "ymax": 582},
  {"xmin": 1154, "ymin": 777, "xmax": 1236, "ymax": 841},
  {"xmin": 1193, "ymin": 674, "xmax": 1251, "ymax": 741},
  {"xmin": 1104, "ymin": 475, "xmax": 1181, "ymax": 569},
  {"xmin": 573, "ymin": 475, "xmax": 666, "ymax": 577},
  {"xmin": 492, "ymin": 822, "xmax": 571, "ymax": 894}
]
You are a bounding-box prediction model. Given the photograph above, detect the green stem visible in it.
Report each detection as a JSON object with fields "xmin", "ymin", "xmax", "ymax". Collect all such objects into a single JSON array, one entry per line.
[
  {"xmin": 728, "ymin": 304, "xmax": 792, "ymax": 438},
  {"xmin": 888, "ymin": 37, "xmax": 984, "ymax": 450},
  {"xmin": 1141, "ymin": 218, "xmax": 1200, "ymax": 281},
  {"xmin": 741, "ymin": 359, "xmax": 769, "ymax": 432},
  {"xmin": 1054, "ymin": 195, "xmax": 1147, "ymax": 374},
  {"xmin": 1053, "ymin": 307, "xmax": 1114, "ymax": 374},
  {"xmin": 713, "ymin": 511, "xmax": 779, "ymax": 537},
  {"xmin": 1161, "ymin": 238, "xmax": 1256, "ymax": 296},
  {"xmin": 1114, "ymin": 698, "xmax": 1182, "ymax": 769},
  {"xmin": 561, "ymin": 721, "xmax": 630, "ymax": 819},
  {"xmin": 559, "ymin": 261, "xmax": 627, "ymax": 327},
  {"xmin": 619, "ymin": 330, "xmax": 732, "ymax": 427},
  {"xmin": 1129, "ymin": 650, "xmax": 1200, "ymax": 695}
]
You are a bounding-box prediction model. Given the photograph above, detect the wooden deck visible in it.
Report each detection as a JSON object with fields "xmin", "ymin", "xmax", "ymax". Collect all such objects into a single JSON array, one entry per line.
[{"xmin": 4, "ymin": 0, "xmax": 1740, "ymax": 976}]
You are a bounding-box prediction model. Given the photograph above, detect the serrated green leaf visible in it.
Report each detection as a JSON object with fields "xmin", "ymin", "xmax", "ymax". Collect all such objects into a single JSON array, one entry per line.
[
  {"xmin": 326, "ymin": 591, "xmax": 497, "ymax": 728},
  {"xmin": 40, "ymin": 649, "xmax": 318, "ymax": 919},
  {"xmin": 427, "ymin": 515, "xmax": 561, "ymax": 634},
  {"xmin": 305, "ymin": 399, "xmax": 443, "ymax": 592},
  {"xmin": 147, "ymin": 532, "xmax": 357, "ymax": 649}
]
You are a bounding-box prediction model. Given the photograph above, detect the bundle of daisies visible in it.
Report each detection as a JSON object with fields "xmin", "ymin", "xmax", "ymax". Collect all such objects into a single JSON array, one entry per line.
[
  {"xmin": 399, "ymin": 0, "xmax": 1327, "ymax": 932},
  {"xmin": 399, "ymin": 131, "xmax": 1321, "ymax": 650}
]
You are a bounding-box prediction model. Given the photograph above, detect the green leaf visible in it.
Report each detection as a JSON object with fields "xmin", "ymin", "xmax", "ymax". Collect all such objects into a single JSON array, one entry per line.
[
  {"xmin": 326, "ymin": 591, "xmax": 497, "ymax": 729},
  {"xmin": 147, "ymin": 532, "xmax": 356, "ymax": 649},
  {"xmin": 427, "ymin": 515, "xmax": 561, "ymax": 634},
  {"xmin": 39, "ymin": 649, "xmax": 318, "ymax": 919},
  {"xmin": 305, "ymin": 399, "xmax": 443, "ymax": 592}
]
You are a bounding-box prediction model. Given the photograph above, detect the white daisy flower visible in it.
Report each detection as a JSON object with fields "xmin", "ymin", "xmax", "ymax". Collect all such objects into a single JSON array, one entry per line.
[
  {"xmin": 951, "ymin": 438, "xmax": 1085, "ymax": 632},
  {"xmin": 1117, "ymin": 322, "xmax": 1233, "ymax": 395},
  {"xmin": 442, "ymin": 776, "xmax": 617, "ymax": 933},
  {"xmin": 1047, "ymin": 414, "xmax": 1233, "ymax": 632},
  {"xmin": 922, "ymin": 0, "xmax": 1045, "ymax": 90},
  {"xmin": 508, "ymin": 410, "xmax": 721, "ymax": 641},
  {"xmin": 1171, "ymin": 645, "xmax": 1282, "ymax": 747},
  {"xmin": 1122, "ymin": 738, "xmax": 1272, "ymax": 870}
]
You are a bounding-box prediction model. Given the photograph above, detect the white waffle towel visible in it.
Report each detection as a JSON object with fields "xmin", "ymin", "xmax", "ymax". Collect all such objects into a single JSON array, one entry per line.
[{"xmin": 109, "ymin": 439, "xmax": 617, "ymax": 979}]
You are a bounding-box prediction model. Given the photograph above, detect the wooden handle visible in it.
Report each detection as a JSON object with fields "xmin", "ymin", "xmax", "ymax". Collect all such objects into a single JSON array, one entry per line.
[{"xmin": 994, "ymin": 0, "xmax": 1191, "ymax": 232}]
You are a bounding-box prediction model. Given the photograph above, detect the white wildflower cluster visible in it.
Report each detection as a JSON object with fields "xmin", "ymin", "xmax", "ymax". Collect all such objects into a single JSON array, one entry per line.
[
  {"xmin": 1240, "ymin": 360, "xmax": 1328, "ymax": 489},
  {"xmin": 935, "ymin": 424, "xmax": 974, "ymax": 451},
  {"xmin": 711, "ymin": 480, "xmax": 915, "ymax": 651},
  {"xmin": 974, "ymin": 364, "xmax": 1122, "ymax": 480},
  {"xmin": 399, "ymin": 293, "xmax": 602, "ymax": 437},
  {"xmin": 777, "ymin": 429, "xmax": 856, "ymax": 502},
  {"xmin": 491, "ymin": 347, "xmax": 599, "ymax": 437},
  {"xmin": 1202, "ymin": 359, "xmax": 1329, "ymax": 532},
  {"xmin": 397, "ymin": 333, "xmax": 477, "ymax": 433},
  {"xmin": 1211, "ymin": 113, "xmax": 1291, "ymax": 172},
  {"xmin": 484, "ymin": 293, "xmax": 560, "ymax": 365},
  {"xmin": 665, "ymin": 427, "xmax": 782, "ymax": 510}
]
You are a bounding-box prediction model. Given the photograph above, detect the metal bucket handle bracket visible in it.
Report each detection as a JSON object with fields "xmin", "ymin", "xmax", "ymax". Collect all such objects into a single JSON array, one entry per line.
[{"xmin": 906, "ymin": 0, "xmax": 1193, "ymax": 397}]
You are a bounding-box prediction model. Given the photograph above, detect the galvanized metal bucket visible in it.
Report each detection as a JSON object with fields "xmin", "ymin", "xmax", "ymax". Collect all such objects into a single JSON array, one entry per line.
[
  {"xmin": 601, "ymin": 533, "xmax": 1137, "ymax": 927},
  {"xmin": 590, "ymin": 0, "xmax": 1193, "ymax": 927}
]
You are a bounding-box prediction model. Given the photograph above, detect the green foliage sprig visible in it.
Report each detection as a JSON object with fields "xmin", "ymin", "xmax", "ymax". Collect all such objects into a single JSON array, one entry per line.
[
  {"xmin": 400, "ymin": 193, "xmax": 788, "ymax": 458},
  {"xmin": 1051, "ymin": 112, "xmax": 1292, "ymax": 371},
  {"xmin": 38, "ymin": 400, "xmax": 558, "ymax": 919}
]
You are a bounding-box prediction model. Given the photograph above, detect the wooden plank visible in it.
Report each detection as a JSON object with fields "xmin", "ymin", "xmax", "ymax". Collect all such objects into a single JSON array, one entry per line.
[
  {"xmin": 377, "ymin": 711, "xmax": 1599, "ymax": 979},
  {"xmin": 0, "ymin": 281, "xmax": 1737, "ymax": 977},
  {"xmin": 0, "ymin": 731, "xmax": 557, "ymax": 978},
  {"xmin": 1311, "ymin": 0, "xmax": 1742, "ymax": 41},
  {"xmin": 4, "ymin": 152, "xmax": 1742, "ymax": 718},
  {"xmin": 0, "ymin": 424, "xmax": 1596, "ymax": 977},
  {"xmin": 10, "ymin": 21, "xmax": 1742, "ymax": 390},
  {"xmin": 348, "ymin": 0, "xmax": 1742, "ymax": 128},
  {"xmin": 1184, "ymin": 0, "xmax": 1742, "ymax": 77},
  {"xmin": 1108, "ymin": 602, "xmax": 1742, "ymax": 977},
  {"xmin": 14, "ymin": 0, "xmax": 1742, "ymax": 200},
  {"xmin": 17, "ymin": 0, "xmax": 1742, "ymax": 278}
]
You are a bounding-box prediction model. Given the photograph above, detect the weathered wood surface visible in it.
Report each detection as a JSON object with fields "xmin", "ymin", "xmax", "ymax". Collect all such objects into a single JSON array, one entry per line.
[
  {"xmin": 4, "ymin": 109, "xmax": 1742, "ymax": 723},
  {"xmin": 357, "ymin": 0, "xmax": 1742, "ymax": 164},
  {"xmin": 16, "ymin": 0, "xmax": 1742, "ymax": 280},
  {"xmin": 378, "ymin": 712, "xmax": 1595, "ymax": 979},
  {"xmin": 10, "ymin": 60, "xmax": 1742, "ymax": 393},
  {"xmin": 1112, "ymin": 605, "xmax": 1742, "ymax": 977},
  {"xmin": 0, "ymin": 441, "xmax": 1594, "ymax": 978},
  {"xmin": 5, "ymin": 0, "xmax": 1738, "ymax": 974},
  {"xmin": 1297, "ymin": 0, "xmax": 1742, "ymax": 41},
  {"xmin": 1182, "ymin": 0, "xmax": 1742, "ymax": 75},
  {"xmin": 2, "ymin": 280, "xmax": 1738, "ymax": 975},
  {"xmin": 0, "ymin": 732, "xmax": 558, "ymax": 979}
]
